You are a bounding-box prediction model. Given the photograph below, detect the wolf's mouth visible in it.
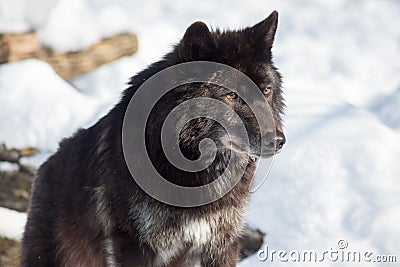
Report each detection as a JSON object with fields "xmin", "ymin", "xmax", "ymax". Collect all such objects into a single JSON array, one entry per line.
[
  {"xmin": 250, "ymin": 151, "xmax": 276, "ymax": 159},
  {"xmin": 223, "ymin": 139, "xmax": 277, "ymax": 159}
]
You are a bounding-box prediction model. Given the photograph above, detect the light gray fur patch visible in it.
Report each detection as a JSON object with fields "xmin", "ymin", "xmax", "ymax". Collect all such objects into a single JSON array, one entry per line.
[{"xmin": 104, "ymin": 237, "xmax": 117, "ymax": 267}]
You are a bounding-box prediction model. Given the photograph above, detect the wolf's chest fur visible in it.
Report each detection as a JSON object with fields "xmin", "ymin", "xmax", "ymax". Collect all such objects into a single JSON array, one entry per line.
[{"xmin": 130, "ymin": 200, "xmax": 246, "ymax": 266}]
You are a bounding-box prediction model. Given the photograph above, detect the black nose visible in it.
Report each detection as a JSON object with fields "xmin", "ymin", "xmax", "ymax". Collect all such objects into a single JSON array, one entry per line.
[{"xmin": 275, "ymin": 131, "xmax": 286, "ymax": 150}]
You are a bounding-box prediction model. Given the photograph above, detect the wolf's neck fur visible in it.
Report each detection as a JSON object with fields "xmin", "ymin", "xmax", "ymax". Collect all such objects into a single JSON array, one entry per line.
[{"xmin": 147, "ymin": 136, "xmax": 253, "ymax": 187}]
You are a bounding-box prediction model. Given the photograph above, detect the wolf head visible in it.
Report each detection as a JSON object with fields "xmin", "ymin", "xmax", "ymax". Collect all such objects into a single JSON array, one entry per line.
[
  {"xmin": 171, "ymin": 11, "xmax": 285, "ymax": 159},
  {"xmin": 141, "ymin": 11, "xmax": 285, "ymax": 186}
]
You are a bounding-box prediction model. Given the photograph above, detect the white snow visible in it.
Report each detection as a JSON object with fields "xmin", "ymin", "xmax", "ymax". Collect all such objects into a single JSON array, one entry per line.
[
  {"xmin": 0, "ymin": 0, "xmax": 60, "ymax": 32},
  {"xmin": 0, "ymin": 162, "xmax": 19, "ymax": 172},
  {"xmin": 0, "ymin": 207, "xmax": 27, "ymax": 240},
  {"xmin": 0, "ymin": 0, "xmax": 399, "ymax": 266},
  {"xmin": 242, "ymin": 91, "xmax": 400, "ymax": 266},
  {"xmin": 369, "ymin": 88, "xmax": 400, "ymax": 132},
  {"xmin": 0, "ymin": 59, "xmax": 107, "ymax": 151}
]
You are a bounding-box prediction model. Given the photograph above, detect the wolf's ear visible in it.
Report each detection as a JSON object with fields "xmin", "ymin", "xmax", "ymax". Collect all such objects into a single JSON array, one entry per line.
[
  {"xmin": 179, "ymin": 21, "xmax": 215, "ymax": 61},
  {"xmin": 251, "ymin": 11, "xmax": 279, "ymax": 49}
]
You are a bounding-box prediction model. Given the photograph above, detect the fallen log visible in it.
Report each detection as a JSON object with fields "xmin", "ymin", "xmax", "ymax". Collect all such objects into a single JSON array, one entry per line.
[
  {"xmin": 0, "ymin": 237, "xmax": 19, "ymax": 267},
  {"xmin": 0, "ymin": 144, "xmax": 38, "ymax": 165},
  {"xmin": 0, "ymin": 32, "xmax": 138, "ymax": 79},
  {"xmin": 239, "ymin": 225, "xmax": 266, "ymax": 260},
  {"xmin": 0, "ymin": 144, "xmax": 36, "ymax": 212},
  {"xmin": 0, "ymin": 32, "xmax": 40, "ymax": 63}
]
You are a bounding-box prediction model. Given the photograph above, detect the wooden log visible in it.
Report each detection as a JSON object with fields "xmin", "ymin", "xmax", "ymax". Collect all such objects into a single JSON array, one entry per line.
[
  {"xmin": 0, "ymin": 32, "xmax": 41, "ymax": 63},
  {"xmin": 0, "ymin": 32, "xmax": 138, "ymax": 79},
  {"xmin": 238, "ymin": 224, "xmax": 266, "ymax": 260},
  {"xmin": 0, "ymin": 144, "xmax": 38, "ymax": 164},
  {"xmin": 0, "ymin": 237, "xmax": 19, "ymax": 267},
  {"xmin": 0, "ymin": 144, "xmax": 36, "ymax": 213},
  {"xmin": 37, "ymin": 33, "xmax": 138, "ymax": 79},
  {"xmin": 0, "ymin": 144, "xmax": 23, "ymax": 164}
]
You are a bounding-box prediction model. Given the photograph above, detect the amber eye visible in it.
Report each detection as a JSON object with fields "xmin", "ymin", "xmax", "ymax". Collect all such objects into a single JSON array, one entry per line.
[
  {"xmin": 263, "ymin": 86, "xmax": 272, "ymax": 96},
  {"xmin": 226, "ymin": 92, "xmax": 238, "ymax": 100}
]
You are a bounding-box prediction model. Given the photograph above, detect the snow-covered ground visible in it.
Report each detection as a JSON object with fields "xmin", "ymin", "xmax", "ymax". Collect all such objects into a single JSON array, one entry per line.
[
  {"xmin": 1, "ymin": 0, "xmax": 399, "ymax": 266},
  {"xmin": 0, "ymin": 207, "xmax": 26, "ymax": 240}
]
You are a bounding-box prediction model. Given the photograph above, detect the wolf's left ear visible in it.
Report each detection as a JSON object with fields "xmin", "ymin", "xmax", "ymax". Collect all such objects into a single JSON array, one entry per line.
[
  {"xmin": 179, "ymin": 21, "xmax": 215, "ymax": 61},
  {"xmin": 251, "ymin": 10, "xmax": 279, "ymax": 49}
]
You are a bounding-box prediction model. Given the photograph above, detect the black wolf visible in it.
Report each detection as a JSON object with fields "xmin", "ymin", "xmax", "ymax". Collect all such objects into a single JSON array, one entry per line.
[{"xmin": 21, "ymin": 11, "xmax": 285, "ymax": 267}]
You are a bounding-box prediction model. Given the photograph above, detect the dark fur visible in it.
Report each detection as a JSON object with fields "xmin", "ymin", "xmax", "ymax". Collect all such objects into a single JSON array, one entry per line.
[{"xmin": 21, "ymin": 11, "xmax": 284, "ymax": 267}]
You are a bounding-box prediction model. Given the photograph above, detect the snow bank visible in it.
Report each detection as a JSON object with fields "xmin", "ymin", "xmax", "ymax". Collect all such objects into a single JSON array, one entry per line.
[
  {"xmin": 0, "ymin": 0, "xmax": 59, "ymax": 32},
  {"xmin": 0, "ymin": 207, "xmax": 27, "ymax": 240},
  {"xmin": 244, "ymin": 91, "xmax": 400, "ymax": 266},
  {"xmin": 0, "ymin": 59, "xmax": 106, "ymax": 151},
  {"xmin": 369, "ymin": 88, "xmax": 400, "ymax": 132}
]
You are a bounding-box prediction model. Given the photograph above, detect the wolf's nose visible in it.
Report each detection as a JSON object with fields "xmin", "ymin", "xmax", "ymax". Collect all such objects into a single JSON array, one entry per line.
[{"xmin": 275, "ymin": 131, "xmax": 286, "ymax": 150}]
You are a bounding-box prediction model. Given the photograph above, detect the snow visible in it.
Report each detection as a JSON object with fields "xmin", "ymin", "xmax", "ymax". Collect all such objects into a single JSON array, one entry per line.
[
  {"xmin": 0, "ymin": 207, "xmax": 27, "ymax": 240},
  {"xmin": 0, "ymin": 162, "xmax": 19, "ymax": 172},
  {"xmin": 369, "ymin": 88, "xmax": 400, "ymax": 132},
  {"xmin": 0, "ymin": 59, "xmax": 107, "ymax": 151},
  {"xmin": 242, "ymin": 91, "xmax": 400, "ymax": 266},
  {"xmin": 0, "ymin": 0, "xmax": 399, "ymax": 266},
  {"xmin": 0, "ymin": 0, "xmax": 59, "ymax": 32}
]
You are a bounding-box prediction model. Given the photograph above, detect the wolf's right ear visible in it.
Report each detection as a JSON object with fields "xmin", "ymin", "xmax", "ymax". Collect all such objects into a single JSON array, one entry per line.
[{"xmin": 179, "ymin": 21, "xmax": 215, "ymax": 61}]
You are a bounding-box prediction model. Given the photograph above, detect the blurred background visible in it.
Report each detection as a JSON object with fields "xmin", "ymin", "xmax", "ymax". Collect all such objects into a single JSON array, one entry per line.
[{"xmin": 0, "ymin": 0, "xmax": 399, "ymax": 266}]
